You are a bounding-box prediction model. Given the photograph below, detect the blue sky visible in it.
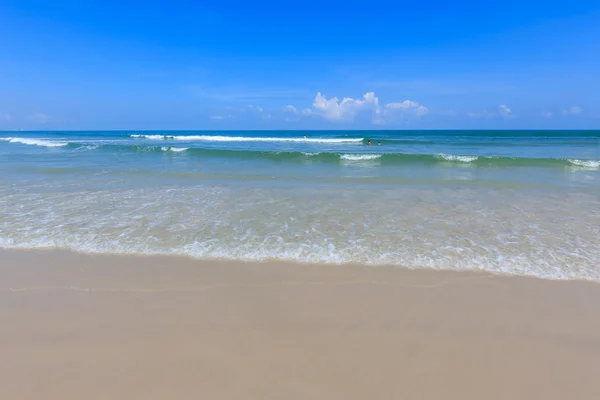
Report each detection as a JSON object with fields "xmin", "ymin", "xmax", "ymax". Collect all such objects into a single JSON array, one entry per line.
[{"xmin": 1, "ymin": 0, "xmax": 599, "ymax": 130}]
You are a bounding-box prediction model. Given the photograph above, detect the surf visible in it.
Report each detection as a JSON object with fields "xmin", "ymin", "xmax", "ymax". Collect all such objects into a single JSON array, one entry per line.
[
  {"xmin": 0, "ymin": 137, "xmax": 68, "ymax": 147},
  {"xmin": 131, "ymin": 134, "xmax": 363, "ymax": 143}
]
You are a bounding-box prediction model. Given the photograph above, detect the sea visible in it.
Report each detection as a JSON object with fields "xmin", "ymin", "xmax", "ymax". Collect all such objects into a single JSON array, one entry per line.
[{"xmin": 1, "ymin": 130, "xmax": 599, "ymax": 280}]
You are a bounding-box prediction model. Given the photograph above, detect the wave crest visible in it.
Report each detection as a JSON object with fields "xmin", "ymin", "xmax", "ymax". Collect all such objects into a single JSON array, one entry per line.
[
  {"xmin": 436, "ymin": 154, "xmax": 479, "ymax": 163},
  {"xmin": 340, "ymin": 154, "xmax": 382, "ymax": 161},
  {"xmin": 568, "ymin": 159, "xmax": 600, "ymax": 169},
  {"xmin": 161, "ymin": 146, "xmax": 189, "ymax": 152},
  {"xmin": 0, "ymin": 137, "xmax": 68, "ymax": 147},
  {"xmin": 132, "ymin": 134, "xmax": 363, "ymax": 144}
]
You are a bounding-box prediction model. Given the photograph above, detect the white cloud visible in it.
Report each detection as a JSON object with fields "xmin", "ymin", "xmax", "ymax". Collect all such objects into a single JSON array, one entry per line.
[
  {"xmin": 499, "ymin": 104, "xmax": 511, "ymax": 118},
  {"xmin": 385, "ymin": 100, "xmax": 420, "ymax": 110},
  {"xmin": 414, "ymin": 105, "xmax": 429, "ymax": 117},
  {"xmin": 312, "ymin": 91, "xmax": 380, "ymax": 121},
  {"xmin": 384, "ymin": 100, "xmax": 429, "ymax": 118},
  {"xmin": 284, "ymin": 104, "xmax": 313, "ymax": 116},
  {"xmin": 384, "ymin": 100, "xmax": 429, "ymax": 117},
  {"xmin": 562, "ymin": 106, "xmax": 583, "ymax": 116},
  {"xmin": 285, "ymin": 92, "xmax": 427, "ymax": 124}
]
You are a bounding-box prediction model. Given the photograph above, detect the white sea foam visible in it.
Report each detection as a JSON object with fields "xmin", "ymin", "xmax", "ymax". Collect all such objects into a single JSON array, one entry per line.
[
  {"xmin": 161, "ymin": 146, "xmax": 189, "ymax": 152},
  {"xmin": 436, "ymin": 153, "xmax": 479, "ymax": 163},
  {"xmin": 1, "ymin": 185, "xmax": 600, "ymax": 281},
  {"xmin": 568, "ymin": 159, "xmax": 600, "ymax": 169},
  {"xmin": 302, "ymin": 152, "xmax": 321, "ymax": 156},
  {"xmin": 132, "ymin": 134, "xmax": 174, "ymax": 140},
  {"xmin": 73, "ymin": 145, "xmax": 99, "ymax": 152},
  {"xmin": 0, "ymin": 137, "xmax": 68, "ymax": 147},
  {"xmin": 340, "ymin": 154, "xmax": 382, "ymax": 161},
  {"xmin": 132, "ymin": 134, "xmax": 362, "ymax": 144}
]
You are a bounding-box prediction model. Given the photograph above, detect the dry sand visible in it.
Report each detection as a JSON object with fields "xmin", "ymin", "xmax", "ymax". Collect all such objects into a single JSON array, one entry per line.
[{"xmin": 1, "ymin": 250, "xmax": 600, "ymax": 399}]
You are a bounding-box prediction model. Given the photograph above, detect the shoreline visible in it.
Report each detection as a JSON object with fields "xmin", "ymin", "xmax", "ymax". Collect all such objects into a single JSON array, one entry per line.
[
  {"xmin": 2, "ymin": 247, "xmax": 597, "ymax": 283},
  {"xmin": 2, "ymin": 249, "xmax": 600, "ymax": 399}
]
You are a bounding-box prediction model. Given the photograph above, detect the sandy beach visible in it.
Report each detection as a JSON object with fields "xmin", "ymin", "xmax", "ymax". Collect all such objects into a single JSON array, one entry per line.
[{"xmin": 1, "ymin": 250, "xmax": 600, "ymax": 399}]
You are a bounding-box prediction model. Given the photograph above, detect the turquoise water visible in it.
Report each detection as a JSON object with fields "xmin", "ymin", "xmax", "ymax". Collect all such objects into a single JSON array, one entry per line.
[{"xmin": 1, "ymin": 130, "xmax": 599, "ymax": 280}]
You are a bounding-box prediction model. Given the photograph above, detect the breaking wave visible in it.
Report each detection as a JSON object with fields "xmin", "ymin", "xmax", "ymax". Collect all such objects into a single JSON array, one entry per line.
[{"xmin": 0, "ymin": 137, "xmax": 68, "ymax": 147}]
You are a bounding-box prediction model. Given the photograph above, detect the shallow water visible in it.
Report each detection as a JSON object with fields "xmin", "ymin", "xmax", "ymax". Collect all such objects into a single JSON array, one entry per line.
[{"xmin": 1, "ymin": 130, "xmax": 599, "ymax": 280}]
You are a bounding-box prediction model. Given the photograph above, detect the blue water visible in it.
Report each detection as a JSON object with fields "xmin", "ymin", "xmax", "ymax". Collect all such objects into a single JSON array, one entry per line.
[{"xmin": 1, "ymin": 130, "xmax": 599, "ymax": 280}]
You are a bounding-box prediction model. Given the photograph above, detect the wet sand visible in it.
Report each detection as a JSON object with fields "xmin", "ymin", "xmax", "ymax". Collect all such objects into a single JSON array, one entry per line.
[{"xmin": 1, "ymin": 250, "xmax": 600, "ymax": 399}]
